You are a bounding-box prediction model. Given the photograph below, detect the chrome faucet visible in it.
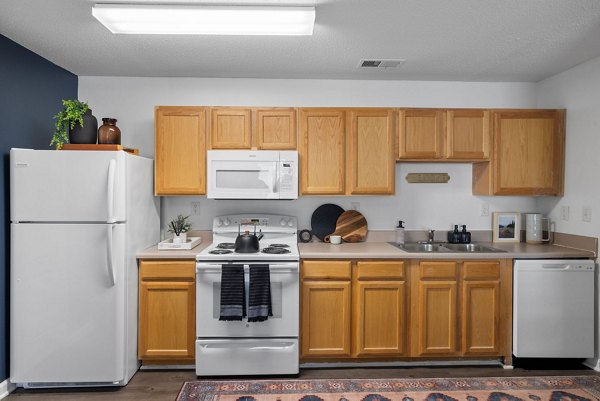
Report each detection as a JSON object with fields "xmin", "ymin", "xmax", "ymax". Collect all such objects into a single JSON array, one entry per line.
[{"xmin": 427, "ymin": 229, "xmax": 435, "ymax": 243}]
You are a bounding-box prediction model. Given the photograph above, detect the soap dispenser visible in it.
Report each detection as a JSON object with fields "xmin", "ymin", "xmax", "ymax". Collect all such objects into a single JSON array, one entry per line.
[
  {"xmin": 395, "ymin": 220, "xmax": 405, "ymax": 245},
  {"xmin": 461, "ymin": 225, "xmax": 471, "ymax": 244},
  {"xmin": 450, "ymin": 225, "xmax": 461, "ymax": 243}
]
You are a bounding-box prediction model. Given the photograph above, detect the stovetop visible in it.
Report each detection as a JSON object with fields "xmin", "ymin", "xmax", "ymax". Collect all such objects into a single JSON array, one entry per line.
[{"xmin": 196, "ymin": 214, "xmax": 299, "ymax": 262}]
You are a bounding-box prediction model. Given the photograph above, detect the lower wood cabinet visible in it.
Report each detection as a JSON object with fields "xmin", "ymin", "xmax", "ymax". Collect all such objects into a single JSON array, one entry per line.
[
  {"xmin": 301, "ymin": 261, "xmax": 352, "ymax": 357},
  {"xmin": 353, "ymin": 261, "xmax": 406, "ymax": 357},
  {"xmin": 301, "ymin": 258, "xmax": 512, "ymax": 363},
  {"xmin": 411, "ymin": 261, "xmax": 459, "ymax": 356},
  {"xmin": 138, "ymin": 260, "xmax": 196, "ymax": 364}
]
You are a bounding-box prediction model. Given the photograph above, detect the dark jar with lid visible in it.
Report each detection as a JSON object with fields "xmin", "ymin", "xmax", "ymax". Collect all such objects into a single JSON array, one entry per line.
[{"xmin": 98, "ymin": 118, "xmax": 121, "ymax": 145}]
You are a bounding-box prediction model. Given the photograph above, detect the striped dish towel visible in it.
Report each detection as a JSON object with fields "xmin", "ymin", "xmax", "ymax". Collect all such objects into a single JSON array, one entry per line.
[
  {"xmin": 219, "ymin": 264, "xmax": 246, "ymax": 321},
  {"xmin": 248, "ymin": 264, "xmax": 273, "ymax": 322}
]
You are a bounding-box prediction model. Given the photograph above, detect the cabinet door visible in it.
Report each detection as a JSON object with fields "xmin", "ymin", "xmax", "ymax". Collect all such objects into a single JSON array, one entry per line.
[
  {"xmin": 301, "ymin": 280, "xmax": 351, "ymax": 357},
  {"xmin": 412, "ymin": 261, "xmax": 459, "ymax": 356},
  {"xmin": 461, "ymin": 261, "xmax": 501, "ymax": 355},
  {"xmin": 138, "ymin": 260, "xmax": 196, "ymax": 362},
  {"xmin": 353, "ymin": 261, "xmax": 406, "ymax": 356},
  {"xmin": 494, "ymin": 110, "xmax": 564, "ymax": 195},
  {"xmin": 299, "ymin": 109, "xmax": 346, "ymax": 194},
  {"xmin": 210, "ymin": 108, "xmax": 252, "ymax": 149},
  {"xmin": 348, "ymin": 109, "xmax": 395, "ymax": 194},
  {"xmin": 398, "ymin": 109, "xmax": 444, "ymax": 159},
  {"xmin": 446, "ymin": 109, "xmax": 490, "ymax": 160},
  {"xmin": 256, "ymin": 109, "xmax": 297, "ymax": 149},
  {"xmin": 477, "ymin": 109, "xmax": 565, "ymax": 196},
  {"xmin": 154, "ymin": 107, "xmax": 206, "ymax": 195}
]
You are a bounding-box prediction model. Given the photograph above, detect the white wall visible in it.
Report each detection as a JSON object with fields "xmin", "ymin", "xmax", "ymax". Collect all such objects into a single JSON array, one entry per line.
[
  {"xmin": 79, "ymin": 77, "xmax": 539, "ymax": 235},
  {"xmin": 536, "ymin": 55, "xmax": 600, "ymax": 238},
  {"xmin": 536, "ymin": 55, "xmax": 600, "ymax": 371}
]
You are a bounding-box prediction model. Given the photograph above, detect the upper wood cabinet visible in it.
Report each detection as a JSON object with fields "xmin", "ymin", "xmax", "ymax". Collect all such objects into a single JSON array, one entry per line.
[
  {"xmin": 138, "ymin": 260, "xmax": 196, "ymax": 364},
  {"xmin": 256, "ymin": 109, "xmax": 297, "ymax": 149},
  {"xmin": 210, "ymin": 108, "xmax": 252, "ymax": 149},
  {"xmin": 472, "ymin": 109, "xmax": 565, "ymax": 196},
  {"xmin": 299, "ymin": 109, "xmax": 346, "ymax": 195},
  {"xmin": 398, "ymin": 109, "xmax": 444, "ymax": 159},
  {"xmin": 154, "ymin": 106, "xmax": 206, "ymax": 195},
  {"xmin": 209, "ymin": 107, "xmax": 297, "ymax": 150},
  {"xmin": 299, "ymin": 108, "xmax": 395, "ymax": 195},
  {"xmin": 398, "ymin": 108, "xmax": 490, "ymax": 161},
  {"xmin": 446, "ymin": 109, "xmax": 490, "ymax": 160},
  {"xmin": 347, "ymin": 109, "xmax": 395, "ymax": 195}
]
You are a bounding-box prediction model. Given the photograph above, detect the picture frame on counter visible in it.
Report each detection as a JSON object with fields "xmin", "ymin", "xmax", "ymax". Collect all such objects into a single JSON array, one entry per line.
[{"xmin": 492, "ymin": 212, "xmax": 521, "ymax": 243}]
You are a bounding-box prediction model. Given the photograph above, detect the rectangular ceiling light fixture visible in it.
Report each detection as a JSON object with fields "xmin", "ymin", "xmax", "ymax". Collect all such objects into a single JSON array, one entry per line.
[{"xmin": 92, "ymin": 3, "xmax": 315, "ymax": 35}]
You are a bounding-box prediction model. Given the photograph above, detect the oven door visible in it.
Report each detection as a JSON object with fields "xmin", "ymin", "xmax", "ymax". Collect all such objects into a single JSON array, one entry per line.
[{"xmin": 196, "ymin": 262, "xmax": 299, "ymax": 337}]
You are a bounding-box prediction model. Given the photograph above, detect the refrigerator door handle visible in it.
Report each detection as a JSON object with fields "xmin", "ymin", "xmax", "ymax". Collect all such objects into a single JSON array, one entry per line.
[
  {"xmin": 106, "ymin": 224, "xmax": 116, "ymax": 287},
  {"xmin": 107, "ymin": 159, "xmax": 116, "ymax": 224}
]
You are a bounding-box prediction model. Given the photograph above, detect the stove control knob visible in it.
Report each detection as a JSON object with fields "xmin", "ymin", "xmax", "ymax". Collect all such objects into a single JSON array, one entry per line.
[
  {"xmin": 224, "ymin": 218, "xmax": 231, "ymax": 226},
  {"xmin": 217, "ymin": 218, "xmax": 223, "ymax": 227},
  {"xmin": 280, "ymin": 218, "xmax": 287, "ymax": 227},
  {"xmin": 287, "ymin": 220, "xmax": 294, "ymax": 227}
]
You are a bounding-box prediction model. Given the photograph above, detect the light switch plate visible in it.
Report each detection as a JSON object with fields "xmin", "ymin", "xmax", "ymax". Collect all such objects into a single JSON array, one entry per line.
[
  {"xmin": 582, "ymin": 206, "xmax": 592, "ymax": 222},
  {"xmin": 561, "ymin": 205, "xmax": 569, "ymax": 221}
]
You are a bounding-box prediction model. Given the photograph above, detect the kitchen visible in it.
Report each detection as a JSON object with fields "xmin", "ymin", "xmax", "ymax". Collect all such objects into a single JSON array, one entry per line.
[{"xmin": 2, "ymin": 0, "xmax": 600, "ymax": 400}]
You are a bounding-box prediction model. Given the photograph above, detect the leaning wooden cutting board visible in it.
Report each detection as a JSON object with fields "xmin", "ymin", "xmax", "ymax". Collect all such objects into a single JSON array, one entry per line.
[{"xmin": 324, "ymin": 210, "xmax": 368, "ymax": 243}]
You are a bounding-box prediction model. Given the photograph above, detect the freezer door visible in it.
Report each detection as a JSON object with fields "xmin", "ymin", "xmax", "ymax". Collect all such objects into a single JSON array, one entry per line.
[
  {"xmin": 10, "ymin": 223, "xmax": 127, "ymax": 385},
  {"xmin": 10, "ymin": 149, "xmax": 126, "ymax": 222}
]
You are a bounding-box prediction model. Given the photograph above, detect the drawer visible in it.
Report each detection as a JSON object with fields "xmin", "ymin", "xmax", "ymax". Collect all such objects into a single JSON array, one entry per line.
[
  {"xmin": 463, "ymin": 261, "xmax": 500, "ymax": 279},
  {"xmin": 355, "ymin": 261, "xmax": 405, "ymax": 280},
  {"xmin": 419, "ymin": 261, "xmax": 457, "ymax": 280},
  {"xmin": 140, "ymin": 260, "xmax": 196, "ymax": 281},
  {"xmin": 302, "ymin": 260, "xmax": 352, "ymax": 280}
]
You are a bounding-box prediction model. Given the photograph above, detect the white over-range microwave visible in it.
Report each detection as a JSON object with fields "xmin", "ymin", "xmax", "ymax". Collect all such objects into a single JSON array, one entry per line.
[{"xmin": 207, "ymin": 150, "xmax": 298, "ymax": 199}]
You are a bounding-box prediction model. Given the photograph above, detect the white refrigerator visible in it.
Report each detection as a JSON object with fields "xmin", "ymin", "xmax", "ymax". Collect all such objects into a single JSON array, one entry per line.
[{"xmin": 10, "ymin": 148, "xmax": 160, "ymax": 388}]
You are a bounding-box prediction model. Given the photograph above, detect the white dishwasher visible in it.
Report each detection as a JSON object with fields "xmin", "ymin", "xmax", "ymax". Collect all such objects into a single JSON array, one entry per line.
[{"xmin": 513, "ymin": 259, "xmax": 596, "ymax": 358}]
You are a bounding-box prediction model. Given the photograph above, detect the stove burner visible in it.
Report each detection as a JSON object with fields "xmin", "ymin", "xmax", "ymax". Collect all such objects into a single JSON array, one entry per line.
[
  {"xmin": 268, "ymin": 244, "xmax": 290, "ymax": 248},
  {"xmin": 209, "ymin": 249, "xmax": 233, "ymax": 254},
  {"xmin": 262, "ymin": 247, "xmax": 291, "ymax": 254},
  {"xmin": 217, "ymin": 242, "xmax": 235, "ymax": 249}
]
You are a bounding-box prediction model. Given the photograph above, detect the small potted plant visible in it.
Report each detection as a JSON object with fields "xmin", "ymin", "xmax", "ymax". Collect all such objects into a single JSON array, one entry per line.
[
  {"xmin": 50, "ymin": 99, "xmax": 98, "ymax": 149},
  {"xmin": 168, "ymin": 214, "xmax": 192, "ymax": 243}
]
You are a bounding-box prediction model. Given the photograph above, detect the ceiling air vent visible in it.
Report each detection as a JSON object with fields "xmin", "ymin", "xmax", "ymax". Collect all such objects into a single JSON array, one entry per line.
[{"xmin": 358, "ymin": 59, "xmax": 406, "ymax": 69}]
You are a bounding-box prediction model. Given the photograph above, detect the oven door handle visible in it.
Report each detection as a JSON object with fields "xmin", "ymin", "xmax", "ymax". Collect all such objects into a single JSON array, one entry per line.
[{"xmin": 197, "ymin": 268, "xmax": 298, "ymax": 274}]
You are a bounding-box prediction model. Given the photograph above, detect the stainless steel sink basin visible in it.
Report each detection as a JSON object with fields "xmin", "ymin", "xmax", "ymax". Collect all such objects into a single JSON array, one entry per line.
[
  {"xmin": 390, "ymin": 243, "xmax": 453, "ymax": 252},
  {"xmin": 389, "ymin": 242, "xmax": 506, "ymax": 253},
  {"xmin": 443, "ymin": 243, "xmax": 506, "ymax": 253}
]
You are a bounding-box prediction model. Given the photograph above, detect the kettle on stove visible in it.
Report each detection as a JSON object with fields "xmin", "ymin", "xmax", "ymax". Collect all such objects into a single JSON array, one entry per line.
[{"xmin": 234, "ymin": 224, "xmax": 264, "ymax": 253}]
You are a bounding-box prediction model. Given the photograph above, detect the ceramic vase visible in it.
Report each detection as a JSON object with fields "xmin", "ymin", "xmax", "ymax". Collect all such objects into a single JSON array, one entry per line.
[
  {"xmin": 69, "ymin": 109, "xmax": 98, "ymax": 144},
  {"xmin": 98, "ymin": 118, "xmax": 121, "ymax": 145}
]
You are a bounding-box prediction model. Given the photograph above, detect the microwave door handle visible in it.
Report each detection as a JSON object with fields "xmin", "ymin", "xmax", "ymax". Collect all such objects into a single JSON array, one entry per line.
[{"xmin": 272, "ymin": 165, "xmax": 278, "ymax": 193}]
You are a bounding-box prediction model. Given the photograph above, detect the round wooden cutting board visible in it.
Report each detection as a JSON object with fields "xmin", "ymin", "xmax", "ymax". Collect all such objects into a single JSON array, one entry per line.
[{"xmin": 324, "ymin": 210, "xmax": 368, "ymax": 243}]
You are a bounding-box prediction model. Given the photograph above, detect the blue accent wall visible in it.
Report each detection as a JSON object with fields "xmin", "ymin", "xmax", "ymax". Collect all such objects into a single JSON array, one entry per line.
[{"xmin": 0, "ymin": 34, "xmax": 77, "ymax": 381}]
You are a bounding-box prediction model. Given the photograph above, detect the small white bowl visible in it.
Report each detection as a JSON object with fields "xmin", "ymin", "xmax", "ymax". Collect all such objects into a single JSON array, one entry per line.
[{"xmin": 330, "ymin": 235, "xmax": 342, "ymax": 245}]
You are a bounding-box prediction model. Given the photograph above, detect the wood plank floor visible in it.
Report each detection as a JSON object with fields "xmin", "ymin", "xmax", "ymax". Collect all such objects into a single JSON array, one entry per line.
[{"xmin": 7, "ymin": 363, "xmax": 599, "ymax": 401}]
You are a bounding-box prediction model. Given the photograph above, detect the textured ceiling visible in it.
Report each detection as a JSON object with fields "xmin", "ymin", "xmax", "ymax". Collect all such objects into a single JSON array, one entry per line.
[{"xmin": 1, "ymin": 0, "xmax": 600, "ymax": 82}]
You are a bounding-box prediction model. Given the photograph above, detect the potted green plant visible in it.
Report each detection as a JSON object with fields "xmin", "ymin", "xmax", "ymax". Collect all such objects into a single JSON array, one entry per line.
[
  {"xmin": 167, "ymin": 214, "xmax": 192, "ymax": 243},
  {"xmin": 50, "ymin": 99, "xmax": 98, "ymax": 149}
]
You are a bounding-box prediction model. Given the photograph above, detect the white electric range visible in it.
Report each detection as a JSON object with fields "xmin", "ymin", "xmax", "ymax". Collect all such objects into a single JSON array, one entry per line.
[{"xmin": 195, "ymin": 214, "xmax": 299, "ymax": 376}]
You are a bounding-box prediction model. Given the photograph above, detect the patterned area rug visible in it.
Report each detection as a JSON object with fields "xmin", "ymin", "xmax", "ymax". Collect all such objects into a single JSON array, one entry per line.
[{"xmin": 176, "ymin": 376, "xmax": 600, "ymax": 401}]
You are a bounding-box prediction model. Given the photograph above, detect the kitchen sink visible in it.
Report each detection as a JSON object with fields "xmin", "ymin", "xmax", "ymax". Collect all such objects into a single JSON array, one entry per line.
[
  {"xmin": 443, "ymin": 243, "xmax": 506, "ymax": 253},
  {"xmin": 389, "ymin": 242, "xmax": 506, "ymax": 253},
  {"xmin": 390, "ymin": 243, "xmax": 453, "ymax": 252}
]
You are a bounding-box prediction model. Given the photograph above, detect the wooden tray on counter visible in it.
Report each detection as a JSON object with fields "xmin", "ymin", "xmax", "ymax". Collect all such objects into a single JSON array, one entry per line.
[{"xmin": 61, "ymin": 144, "xmax": 139, "ymax": 154}]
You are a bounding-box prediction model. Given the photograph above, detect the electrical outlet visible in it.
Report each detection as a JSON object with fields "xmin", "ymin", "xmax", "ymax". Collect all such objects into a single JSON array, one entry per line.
[
  {"xmin": 481, "ymin": 203, "xmax": 489, "ymax": 216},
  {"xmin": 191, "ymin": 201, "xmax": 201, "ymax": 215},
  {"xmin": 351, "ymin": 202, "xmax": 360, "ymax": 211},
  {"xmin": 582, "ymin": 206, "xmax": 592, "ymax": 222},
  {"xmin": 561, "ymin": 205, "xmax": 569, "ymax": 221}
]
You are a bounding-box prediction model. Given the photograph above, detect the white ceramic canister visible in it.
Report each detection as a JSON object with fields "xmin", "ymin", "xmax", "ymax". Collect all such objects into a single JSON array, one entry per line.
[{"xmin": 525, "ymin": 213, "xmax": 551, "ymax": 244}]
